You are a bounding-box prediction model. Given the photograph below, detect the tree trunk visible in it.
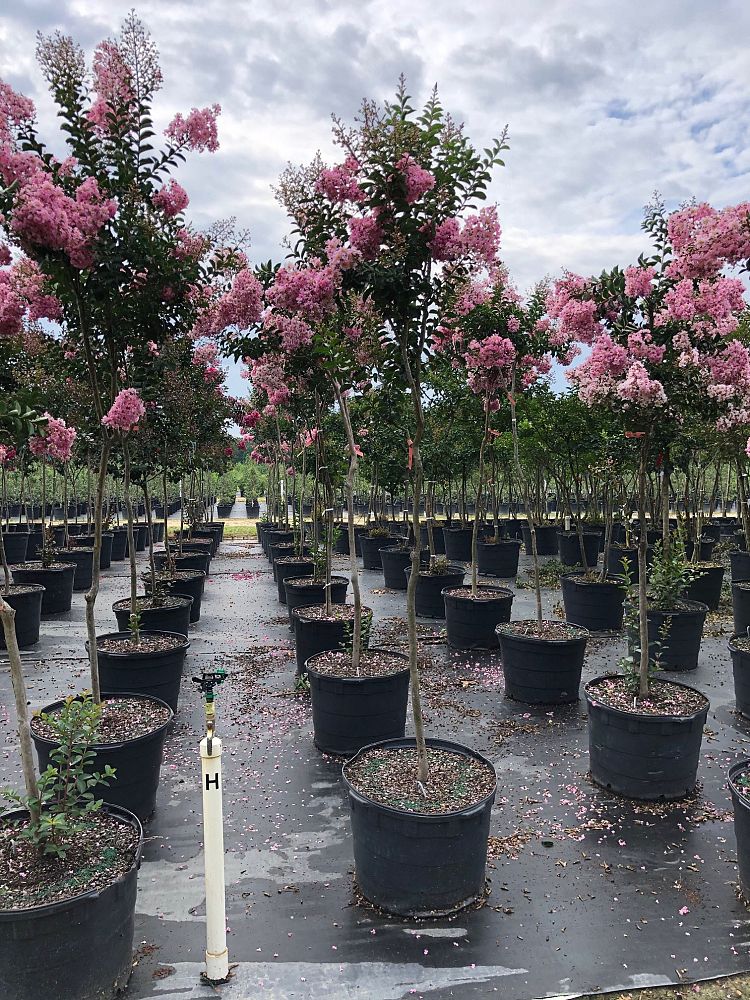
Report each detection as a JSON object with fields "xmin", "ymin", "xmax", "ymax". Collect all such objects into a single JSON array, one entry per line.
[
  {"xmin": 123, "ymin": 441, "xmax": 139, "ymax": 642},
  {"xmin": 638, "ymin": 441, "xmax": 650, "ymax": 697},
  {"xmin": 0, "ymin": 596, "xmax": 40, "ymax": 820},
  {"xmin": 84, "ymin": 440, "xmax": 110, "ymax": 704}
]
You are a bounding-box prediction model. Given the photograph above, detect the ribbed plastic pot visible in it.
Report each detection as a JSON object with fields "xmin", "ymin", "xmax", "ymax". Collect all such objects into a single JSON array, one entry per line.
[
  {"xmin": 585, "ymin": 675, "xmax": 708, "ymax": 800},
  {"xmin": 32, "ymin": 693, "xmax": 173, "ymax": 821},
  {"xmin": 110, "ymin": 528, "xmax": 127, "ymax": 561},
  {"xmin": 342, "ymin": 737, "xmax": 496, "ymax": 917},
  {"xmin": 276, "ymin": 558, "xmax": 314, "ymax": 603},
  {"xmin": 497, "ymin": 624, "xmax": 588, "ymax": 703},
  {"xmin": 405, "ymin": 564, "xmax": 466, "ymax": 619},
  {"xmin": 11, "ymin": 562, "xmax": 75, "ymax": 614},
  {"xmin": 729, "ymin": 761, "xmax": 750, "ymax": 898},
  {"xmin": 685, "ymin": 538, "xmax": 716, "ymax": 562},
  {"xmin": 113, "ymin": 596, "xmax": 192, "ymax": 638},
  {"xmin": 144, "ymin": 572, "xmax": 205, "ymax": 623},
  {"xmin": 442, "ymin": 526, "xmax": 474, "ymax": 562},
  {"xmin": 265, "ymin": 529, "xmax": 294, "ymax": 560},
  {"xmin": 93, "ymin": 631, "xmax": 189, "ymax": 713},
  {"xmin": 306, "ymin": 648, "xmax": 410, "ymax": 756},
  {"xmin": 270, "ymin": 542, "xmax": 296, "ymax": 580},
  {"xmin": 71, "ymin": 532, "xmax": 113, "ymax": 569},
  {"xmin": 560, "ymin": 573, "xmax": 625, "ymax": 631},
  {"xmin": 606, "ymin": 545, "xmax": 647, "ymax": 583},
  {"xmin": 333, "ymin": 525, "xmax": 350, "ymax": 555},
  {"xmin": 419, "ymin": 525, "xmax": 445, "ymax": 554},
  {"xmin": 734, "ymin": 532, "xmax": 748, "ymax": 552},
  {"xmin": 292, "ymin": 606, "xmax": 371, "ymax": 674},
  {"xmin": 0, "ymin": 584, "xmax": 44, "ymax": 648},
  {"xmin": 1, "ymin": 530, "xmax": 29, "ymax": 563},
  {"xmin": 442, "ymin": 585, "xmax": 514, "ymax": 649},
  {"xmin": 634, "ymin": 601, "xmax": 708, "ymax": 671},
  {"xmin": 734, "ymin": 583, "xmax": 750, "ymax": 637},
  {"xmin": 58, "ymin": 547, "xmax": 94, "ymax": 591},
  {"xmin": 285, "ymin": 576, "xmax": 348, "ymax": 624},
  {"xmin": 477, "ymin": 539, "xmax": 521, "ymax": 578},
  {"xmin": 380, "ymin": 547, "xmax": 413, "ymax": 590},
  {"xmin": 193, "ymin": 526, "xmax": 221, "ymax": 555},
  {"xmin": 26, "ymin": 528, "xmax": 43, "ymax": 559},
  {"xmin": 730, "ymin": 635, "xmax": 750, "ymax": 717},
  {"xmin": 731, "ymin": 549, "xmax": 750, "ymax": 584},
  {"xmin": 681, "ymin": 565, "xmax": 724, "ymax": 611},
  {"xmin": 521, "ymin": 524, "xmax": 558, "ymax": 555},
  {"xmin": 360, "ymin": 534, "xmax": 397, "ymax": 570},
  {"xmin": 0, "ymin": 804, "xmax": 142, "ymax": 1000},
  {"xmin": 557, "ymin": 531, "xmax": 600, "ymax": 568},
  {"xmin": 702, "ymin": 523, "xmax": 722, "ymax": 541},
  {"xmin": 155, "ymin": 550, "xmax": 210, "ymax": 575}
]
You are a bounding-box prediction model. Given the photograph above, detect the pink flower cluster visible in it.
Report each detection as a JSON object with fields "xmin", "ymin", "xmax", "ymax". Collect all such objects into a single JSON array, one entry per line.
[
  {"xmin": 0, "ymin": 81, "xmax": 35, "ymax": 146},
  {"xmin": 546, "ymin": 273, "xmax": 599, "ymax": 344},
  {"xmin": 152, "ymin": 179, "xmax": 189, "ymax": 217},
  {"xmin": 165, "ymin": 105, "xmax": 221, "ymax": 153},
  {"xmin": 431, "ymin": 207, "xmax": 502, "ymax": 267},
  {"xmin": 264, "ymin": 312, "xmax": 314, "ymax": 352},
  {"xmin": 315, "ymin": 156, "xmax": 364, "ymax": 204},
  {"xmin": 247, "ymin": 356, "xmax": 291, "ymax": 408},
  {"xmin": 88, "ymin": 41, "xmax": 134, "ymax": 130},
  {"xmin": 396, "ymin": 154, "xmax": 435, "ymax": 204},
  {"xmin": 196, "ymin": 269, "xmax": 264, "ymax": 338},
  {"xmin": 623, "ymin": 265, "xmax": 655, "ymax": 299},
  {"xmin": 464, "ymin": 334, "xmax": 516, "ymax": 395},
  {"xmin": 267, "ymin": 262, "xmax": 337, "ymax": 322},
  {"xmin": 0, "ymin": 445, "xmax": 17, "ymax": 465},
  {"xmin": 668, "ymin": 201, "xmax": 750, "ymax": 279},
  {"xmin": 29, "ymin": 414, "xmax": 77, "ymax": 462},
  {"xmin": 101, "ymin": 388, "xmax": 146, "ymax": 432},
  {"xmin": 10, "ymin": 173, "xmax": 116, "ymax": 269},
  {"xmin": 0, "ymin": 258, "xmax": 62, "ymax": 337},
  {"xmin": 241, "ymin": 409, "xmax": 262, "ymax": 428},
  {"xmin": 347, "ymin": 214, "xmax": 383, "ymax": 259},
  {"xmin": 661, "ymin": 276, "xmax": 745, "ymax": 337}
]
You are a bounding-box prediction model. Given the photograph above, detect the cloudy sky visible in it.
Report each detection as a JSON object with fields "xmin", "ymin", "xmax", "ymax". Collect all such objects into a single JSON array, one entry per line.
[{"xmin": 2, "ymin": 0, "xmax": 749, "ymax": 392}]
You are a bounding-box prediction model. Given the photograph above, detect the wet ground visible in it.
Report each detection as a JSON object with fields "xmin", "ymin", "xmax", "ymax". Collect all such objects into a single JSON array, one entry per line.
[{"xmin": 2, "ymin": 511, "xmax": 750, "ymax": 999}]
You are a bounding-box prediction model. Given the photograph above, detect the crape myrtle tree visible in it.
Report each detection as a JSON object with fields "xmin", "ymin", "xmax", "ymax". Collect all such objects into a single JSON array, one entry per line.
[
  {"xmin": 0, "ymin": 15, "xmax": 257, "ymax": 698},
  {"xmin": 266, "ymin": 81, "xmax": 509, "ymax": 779},
  {"xmin": 549, "ymin": 199, "xmax": 750, "ymax": 696}
]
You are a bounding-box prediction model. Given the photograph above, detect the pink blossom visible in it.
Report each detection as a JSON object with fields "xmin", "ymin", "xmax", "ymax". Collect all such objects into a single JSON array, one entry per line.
[
  {"xmin": 624, "ymin": 265, "xmax": 655, "ymax": 299},
  {"xmin": 315, "ymin": 156, "xmax": 364, "ymax": 204},
  {"xmin": 460, "ymin": 207, "xmax": 502, "ymax": 266},
  {"xmin": 152, "ymin": 179, "xmax": 189, "ymax": 217},
  {"xmin": 0, "ymin": 445, "xmax": 17, "ymax": 466},
  {"xmin": 0, "ymin": 81, "xmax": 35, "ymax": 146},
  {"xmin": 396, "ymin": 154, "xmax": 435, "ymax": 204},
  {"xmin": 430, "ymin": 218, "xmax": 462, "ymax": 261},
  {"xmin": 0, "ymin": 244, "xmax": 11, "ymax": 267},
  {"xmin": 165, "ymin": 105, "xmax": 221, "ymax": 152},
  {"xmin": 241, "ymin": 410, "xmax": 261, "ymax": 428},
  {"xmin": 347, "ymin": 215, "xmax": 382, "ymax": 259},
  {"xmin": 265, "ymin": 313, "xmax": 314, "ymax": 351},
  {"xmin": 30, "ymin": 414, "xmax": 77, "ymax": 462},
  {"xmin": 101, "ymin": 388, "xmax": 146, "ymax": 432},
  {"xmin": 547, "ymin": 273, "xmax": 599, "ymax": 344},
  {"xmin": 668, "ymin": 202, "xmax": 750, "ymax": 278},
  {"xmin": 616, "ymin": 361, "xmax": 667, "ymax": 408},
  {"xmin": 174, "ymin": 228, "xmax": 207, "ymax": 260},
  {"xmin": 267, "ymin": 263, "xmax": 337, "ymax": 322}
]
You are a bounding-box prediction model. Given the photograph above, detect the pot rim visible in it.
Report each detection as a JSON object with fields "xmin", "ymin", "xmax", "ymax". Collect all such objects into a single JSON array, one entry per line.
[
  {"xmin": 305, "ymin": 646, "xmax": 410, "ymax": 684},
  {"xmin": 11, "ymin": 562, "xmax": 76, "ymax": 573},
  {"xmin": 285, "ymin": 575, "xmax": 349, "ymax": 589},
  {"xmin": 112, "ymin": 595, "xmax": 193, "ymax": 611},
  {"xmin": 441, "ymin": 584, "xmax": 514, "ymax": 601},
  {"xmin": 342, "ymin": 736, "xmax": 497, "ymax": 819},
  {"xmin": 728, "ymin": 760, "xmax": 750, "ymax": 805},
  {"xmin": 291, "ymin": 603, "xmax": 372, "ymax": 624},
  {"xmin": 0, "ymin": 803, "xmax": 143, "ymax": 919},
  {"xmin": 496, "ymin": 620, "xmax": 589, "ymax": 643},
  {"xmin": 90, "ymin": 629, "xmax": 190, "ymax": 656},
  {"xmin": 584, "ymin": 673, "xmax": 709, "ymax": 721},
  {"xmin": 0, "ymin": 582, "xmax": 45, "ymax": 595},
  {"xmin": 29, "ymin": 692, "xmax": 174, "ymax": 751}
]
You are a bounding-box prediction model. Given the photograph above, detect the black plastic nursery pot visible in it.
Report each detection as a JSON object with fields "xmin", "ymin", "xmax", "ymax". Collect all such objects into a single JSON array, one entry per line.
[
  {"xmin": 110, "ymin": 527, "xmax": 128, "ymax": 561},
  {"xmin": 405, "ymin": 563, "xmax": 466, "ymax": 619},
  {"xmin": 442, "ymin": 525, "xmax": 474, "ymax": 562},
  {"xmin": 276, "ymin": 558, "xmax": 315, "ymax": 604},
  {"xmin": 557, "ymin": 531, "xmax": 600, "ymax": 569},
  {"xmin": 419, "ymin": 524, "xmax": 445, "ymax": 554},
  {"xmin": 729, "ymin": 635, "xmax": 750, "ymax": 718},
  {"xmin": 265, "ymin": 529, "xmax": 294, "ymax": 559},
  {"xmin": 497, "ymin": 623, "xmax": 588, "ymax": 704},
  {"xmin": 93, "ymin": 631, "xmax": 190, "ymax": 713},
  {"xmin": 360, "ymin": 534, "xmax": 397, "ymax": 570},
  {"xmin": 156, "ymin": 550, "xmax": 210, "ymax": 575},
  {"xmin": 380, "ymin": 547, "xmax": 418, "ymax": 590},
  {"xmin": 342, "ymin": 737, "xmax": 496, "ymax": 918},
  {"xmin": 1, "ymin": 530, "xmax": 29, "ymax": 563},
  {"xmin": 144, "ymin": 571, "xmax": 205, "ymax": 623},
  {"xmin": 733, "ymin": 583, "xmax": 750, "ymax": 636},
  {"xmin": 681, "ymin": 564, "xmax": 724, "ymax": 611},
  {"xmin": 292, "ymin": 605, "xmax": 372, "ymax": 675},
  {"xmin": 305, "ymin": 648, "xmax": 410, "ymax": 756},
  {"xmin": 0, "ymin": 804, "xmax": 143, "ymax": 1000},
  {"xmin": 58, "ymin": 546, "xmax": 94, "ymax": 592},
  {"xmin": 442, "ymin": 585, "xmax": 514, "ymax": 649},
  {"xmin": 729, "ymin": 761, "xmax": 750, "ymax": 898},
  {"xmin": 285, "ymin": 575, "xmax": 349, "ymax": 624},
  {"xmin": 731, "ymin": 549, "xmax": 750, "ymax": 584},
  {"xmin": 585, "ymin": 675, "xmax": 709, "ymax": 801},
  {"xmin": 521, "ymin": 523, "xmax": 558, "ymax": 556},
  {"xmin": 0, "ymin": 584, "xmax": 44, "ymax": 648},
  {"xmin": 685, "ymin": 538, "xmax": 716, "ymax": 562},
  {"xmin": 640, "ymin": 600, "xmax": 708, "ymax": 671},
  {"xmin": 31, "ymin": 693, "xmax": 174, "ymax": 822},
  {"xmin": 72, "ymin": 532, "xmax": 114, "ymax": 569},
  {"xmin": 270, "ymin": 542, "xmax": 296, "ymax": 579},
  {"xmin": 606, "ymin": 545, "xmax": 642, "ymax": 583},
  {"xmin": 560, "ymin": 573, "xmax": 625, "ymax": 632},
  {"xmin": 113, "ymin": 596, "xmax": 192, "ymax": 638},
  {"xmin": 11, "ymin": 562, "xmax": 75, "ymax": 615},
  {"xmin": 477, "ymin": 538, "xmax": 521, "ymax": 578}
]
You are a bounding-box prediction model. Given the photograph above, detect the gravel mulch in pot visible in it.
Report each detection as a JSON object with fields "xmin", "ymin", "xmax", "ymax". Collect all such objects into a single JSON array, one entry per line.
[
  {"xmin": 97, "ymin": 634, "xmax": 186, "ymax": 655},
  {"xmin": 588, "ymin": 676, "xmax": 709, "ymax": 716},
  {"xmin": 442, "ymin": 586, "xmax": 510, "ymax": 601},
  {"xmin": 295, "ymin": 604, "xmax": 366, "ymax": 622},
  {"xmin": 498, "ymin": 619, "xmax": 588, "ymax": 640},
  {"xmin": 308, "ymin": 650, "xmax": 407, "ymax": 679},
  {"xmin": 344, "ymin": 746, "xmax": 495, "ymax": 815},
  {"xmin": 112, "ymin": 596, "xmax": 186, "ymax": 613},
  {"xmin": 732, "ymin": 637, "xmax": 750, "ymax": 652},
  {"xmin": 0, "ymin": 811, "xmax": 140, "ymax": 910},
  {"xmin": 289, "ymin": 576, "xmax": 346, "ymax": 589},
  {"xmin": 31, "ymin": 696, "xmax": 171, "ymax": 744},
  {"xmin": 11, "ymin": 561, "xmax": 74, "ymax": 570},
  {"xmin": 0, "ymin": 584, "xmax": 41, "ymax": 596}
]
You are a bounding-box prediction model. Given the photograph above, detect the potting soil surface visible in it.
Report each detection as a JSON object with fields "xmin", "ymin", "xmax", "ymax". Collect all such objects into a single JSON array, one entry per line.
[{"xmin": 2, "ymin": 527, "xmax": 750, "ymax": 999}]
